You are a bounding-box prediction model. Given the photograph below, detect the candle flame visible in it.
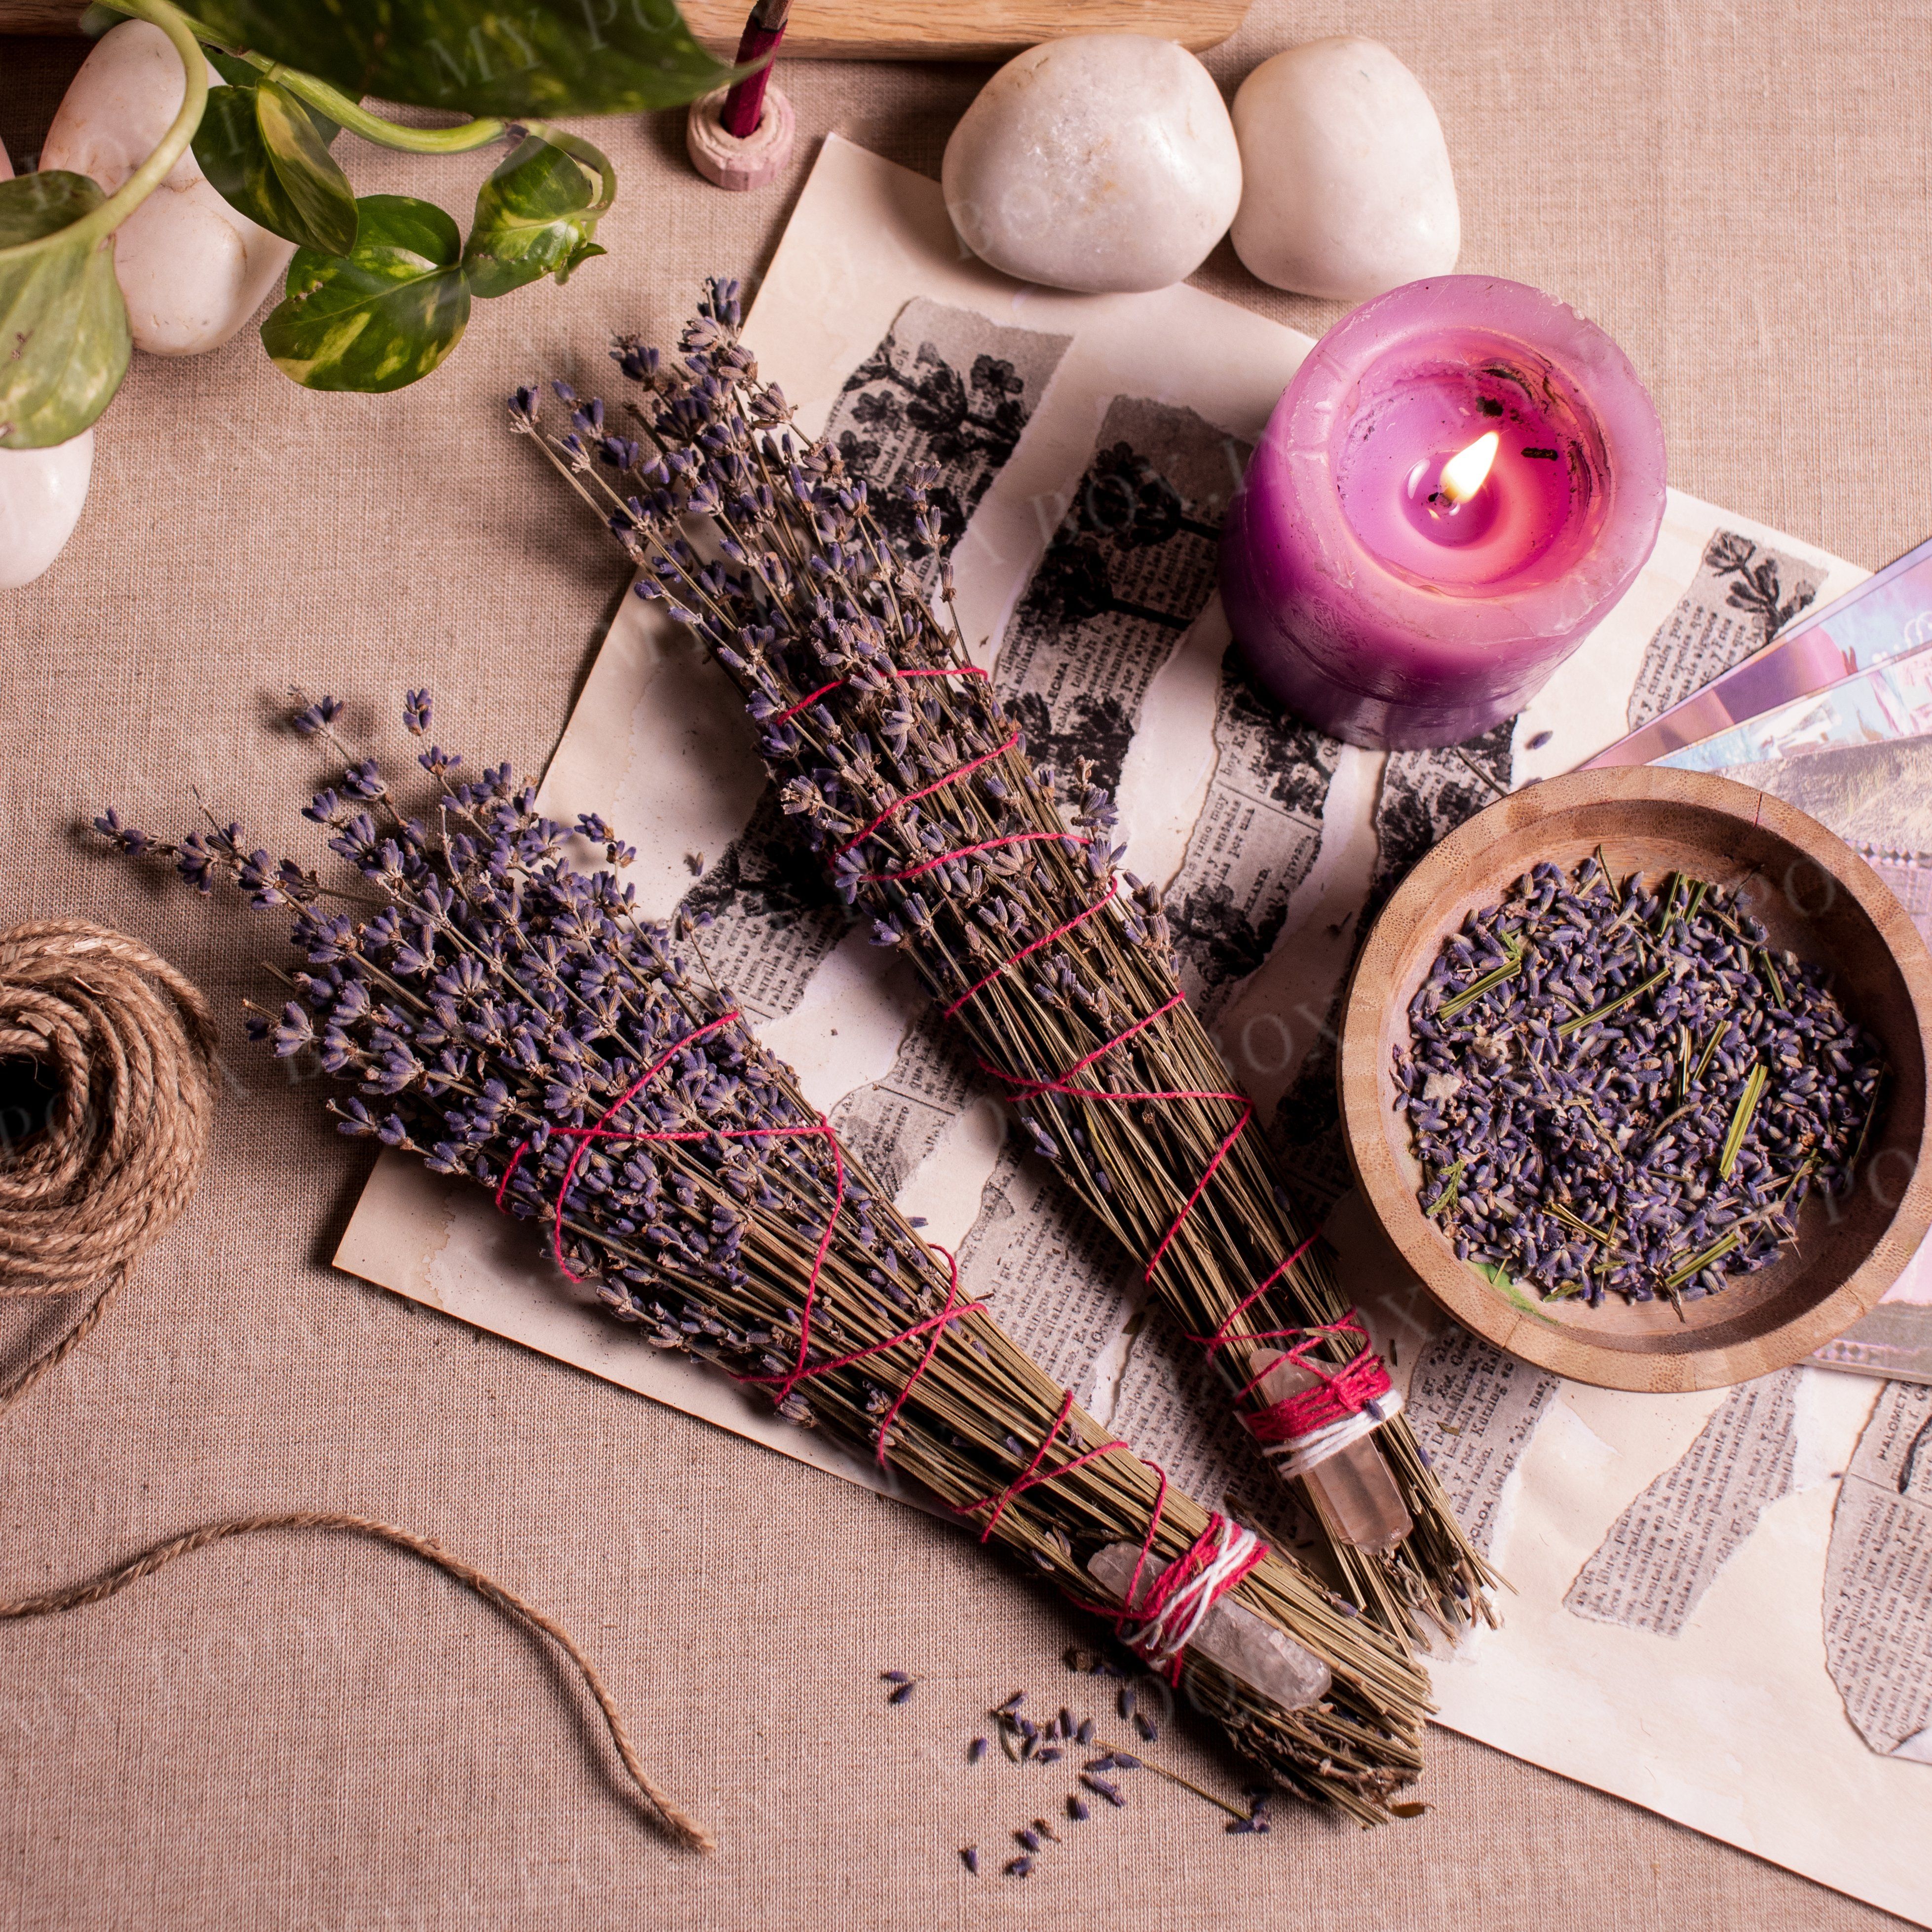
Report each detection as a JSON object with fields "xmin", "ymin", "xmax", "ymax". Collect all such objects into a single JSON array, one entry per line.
[{"xmin": 1439, "ymin": 430, "xmax": 1501, "ymax": 506}]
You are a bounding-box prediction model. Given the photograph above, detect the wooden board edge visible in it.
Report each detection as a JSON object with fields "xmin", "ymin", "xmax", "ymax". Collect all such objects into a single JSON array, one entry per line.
[{"xmin": 0, "ymin": 0, "xmax": 1256, "ymax": 55}]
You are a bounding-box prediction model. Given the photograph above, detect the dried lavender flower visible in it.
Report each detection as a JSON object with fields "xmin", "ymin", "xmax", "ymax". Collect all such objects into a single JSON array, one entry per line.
[{"xmin": 1400, "ymin": 858, "xmax": 1886, "ymax": 1313}]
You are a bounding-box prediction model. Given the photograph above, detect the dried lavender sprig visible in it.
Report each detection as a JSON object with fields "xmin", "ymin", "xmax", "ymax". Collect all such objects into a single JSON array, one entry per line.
[
  {"xmin": 97, "ymin": 692, "xmax": 1431, "ymax": 1823},
  {"xmin": 517, "ymin": 278, "xmax": 1493, "ymax": 1642}
]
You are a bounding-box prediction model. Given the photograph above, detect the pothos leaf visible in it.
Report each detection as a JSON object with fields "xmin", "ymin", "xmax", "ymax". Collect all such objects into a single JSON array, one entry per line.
[
  {"xmin": 0, "ymin": 172, "xmax": 131, "ymax": 449},
  {"xmin": 463, "ymin": 135, "xmax": 605, "ymax": 300},
  {"xmin": 178, "ymin": 0, "xmax": 736, "ymax": 118},
  {"xmin": 261, "ymin": 194, "xmax": 470, "ymax": 394},
  {"xmin": 256, "ymin": 81, "xmax": 359, "ymax": 254},
  {"xmin": 193, "ymin": 77, "xmax": 357, "ymax": 257}
]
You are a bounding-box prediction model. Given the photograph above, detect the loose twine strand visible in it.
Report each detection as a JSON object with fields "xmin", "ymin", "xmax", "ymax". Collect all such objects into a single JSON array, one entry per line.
[{"xmin": 0, "ymin": 919, "xmax": 712, "ymax": 1854}]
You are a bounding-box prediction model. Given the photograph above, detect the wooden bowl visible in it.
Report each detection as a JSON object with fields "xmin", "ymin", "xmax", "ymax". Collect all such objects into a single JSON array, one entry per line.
[{"xmin": 1339, "ymin": 765, "xmax": 1932, "ymax": 1391}]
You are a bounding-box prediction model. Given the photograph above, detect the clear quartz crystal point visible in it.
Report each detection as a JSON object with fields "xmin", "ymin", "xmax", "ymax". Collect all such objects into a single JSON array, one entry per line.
[
  {"xmin": 1250, "ymin": 1346, "xmax": 1414, "ymax": 1555},
  {"xmin": 1087, "ymin": 1542, "xmax": 1331, "ymax": 1711}
]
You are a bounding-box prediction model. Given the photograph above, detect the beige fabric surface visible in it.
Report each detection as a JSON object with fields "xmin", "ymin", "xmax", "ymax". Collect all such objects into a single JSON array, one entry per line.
[{"xmin": 1, "ymin": 6, "xmax": 1926, "ymax": 1925}]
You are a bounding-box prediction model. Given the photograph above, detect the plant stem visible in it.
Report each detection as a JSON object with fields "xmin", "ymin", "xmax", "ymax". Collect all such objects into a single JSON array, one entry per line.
[
  {"xmin": 1089, "ymin": 1736, "xmax": 1248, "ymax": 1821},
  {"xmin": 142, "ymin": 2, "xmax": 510, "ymax": 153},
  {"xmin": 0, "ymin": 0, "xmax": 205, "ymax": 265}
]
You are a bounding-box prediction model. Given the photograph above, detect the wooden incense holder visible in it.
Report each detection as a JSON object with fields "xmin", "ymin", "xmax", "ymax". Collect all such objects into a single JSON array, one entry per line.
[
  {"xmin": 1339, "ymin": 764, "xmax": 1932, "ymax": 1393},
  {"xmin": 686, "ymin": 84, "xmax": 795, "ymax": 191}
]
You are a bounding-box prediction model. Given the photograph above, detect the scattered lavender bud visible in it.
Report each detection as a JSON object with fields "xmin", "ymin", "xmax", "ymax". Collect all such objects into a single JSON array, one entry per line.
[
  {"xmin": 960, "ymin": 1847, "xmax": 979, "ymax": 1875},
  {"xmin": 880, "ymin": 1669, "xmax": 909, "ymax": 1684},
  {"xmin": 1080, "ymin": 1774, "xmax": 1125, "ymax": 1807},
  {"xmin": 1074, "ymin": 1717, "xmax": 1095, "ymax": 1745},
  {"xmin": 888, "ymin": 1681, "xmax": 915, "ymax": 1705},
  {"xmin": 1113, "ymin": 1753, "xmax": 1142, "ymax": 1771},
  {"xmin": 1037, "ymin": 1746, "xmax": 1063, "ymax": 1765},
  {"xmin": 1133, "ymin": 1712, "xmax": 1158, "ymax": 1742},
  {"xmin": 995, "ymin": 1692, "xmax": 1025, "ymax": 1714},
  {"xmin": 1004, "ymin": 1855, "xmax": 1033, "ymax": 1879},
  {"xmin": 967, "ymin": 1737, "xmax": 988, "ymax": 1764},
  {"xmin": 1015, "ymin": 1827, "xmax": 1040, "ymax": 1853},
  {"xmin": 1033, "ymin": 1817, "xmax": 1061, "ymax": 1844},
  {"xmin": 1067, "ymin": 1795, "xmax": 1089, "ymax": 1822},
  {"xmin": 1118, "ymin": 1686, "xmax": 1136, "ymax": 1719}
]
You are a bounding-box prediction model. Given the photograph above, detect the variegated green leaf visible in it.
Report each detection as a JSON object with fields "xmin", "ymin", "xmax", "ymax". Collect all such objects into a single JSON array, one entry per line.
[
  {"xmin": 463, "ymin": 135, "xmax": 605, "ymax": 300},
  {"xmin": 181, "ymin": 0, "xmax": 734, "ymax": 117},
  {"xmin": 261, "ymin": 194, "xmax": 470, "ymax": 393},
  {"xmin": 0, "ymin": 172, "xmax": 131, "ymax": 450},
  {"xmin": 195, "ymin": 77, "xmax": 358, "ymax": 257}
]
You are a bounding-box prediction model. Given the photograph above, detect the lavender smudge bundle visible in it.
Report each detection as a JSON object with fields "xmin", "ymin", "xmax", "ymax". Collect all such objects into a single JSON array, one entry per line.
[
  {"xmin": 516, "ymin": 278, "xmax": 1493, "ymax": 1639},
  {"xmin": 96, "ymin": 692, "xmax": 1432, "ymax": 1823}
]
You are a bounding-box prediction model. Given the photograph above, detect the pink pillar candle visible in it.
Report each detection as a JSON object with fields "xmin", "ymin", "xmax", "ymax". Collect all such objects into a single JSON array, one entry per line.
[{"xmin": 1220, "ymin": 276, "xmax": 1667, "ymax": 750}]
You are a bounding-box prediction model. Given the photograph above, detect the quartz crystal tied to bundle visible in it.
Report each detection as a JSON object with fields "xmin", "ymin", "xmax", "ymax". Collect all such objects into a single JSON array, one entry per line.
[
  {"xmin": 94, "ymin": 688, "xmax": 1437, "ymax": 1822},
  {"xmin": 514, "ymin": 278, "xmax": 1495, "ymax": 1640}
]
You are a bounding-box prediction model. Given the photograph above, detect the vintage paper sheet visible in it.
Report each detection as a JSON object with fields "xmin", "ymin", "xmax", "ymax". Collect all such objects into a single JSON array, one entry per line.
[{"xmin": 334, "ymin": 137, "xmax": 1930, "ymax": 1922}]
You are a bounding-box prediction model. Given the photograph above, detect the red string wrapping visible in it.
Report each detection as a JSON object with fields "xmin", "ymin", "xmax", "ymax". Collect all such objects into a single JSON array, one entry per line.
[
  {"xmin": 1238, "ymin": 1312, "xmax": 1394, "ymax": 1446},
  {"xmin": 940, "ymin": 888, "xmax": 1118, "ymax": 1021},
  {"xmin": 961, "ymin": 1390, "xmax": 1127, "ymax": 1544},
  {"xmin": 1114, "ymin": 1511, "xmax": 1266, "ymax": 1686},
  {"xmin": 493, "ymin": 1006, "xmax": 985, "ymax": 1462},
  {"xmin": 877, "ymin": 725, "xmax": 1396, "ymax": 1460},
  {"xmin": 772, "ymin": 662, "xmax": 988, "ymax": 730},
  {"xmin": 964, "ymin": 1400, "xmax": 1267, "ymax": 1685},
  {"xmin": 1184, "ymin": 1227, "xmax": 1326, "ymax": 1356},
  {"xmin": 862, "ymin": 829, "xmax": 1085, "ymax": 888},
  {"xmin": 833, "ymin": 726, "xmax": 1020, "ymax": 861},
  {"xmin": 945, "ymin": 916, "xmax": 1396, "ymax": 1455}
]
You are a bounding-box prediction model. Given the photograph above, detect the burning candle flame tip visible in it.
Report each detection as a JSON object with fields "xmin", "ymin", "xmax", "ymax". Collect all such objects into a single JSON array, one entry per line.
[{"xmin": 1440, "ymin": 430, "xmax": 1501, "ymax": 506}]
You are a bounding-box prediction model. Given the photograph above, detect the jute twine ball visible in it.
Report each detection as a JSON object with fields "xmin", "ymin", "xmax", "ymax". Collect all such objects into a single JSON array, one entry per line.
[{"xmin": 0, "ymin": 919, "xmax": 216, "ymax": 1403}]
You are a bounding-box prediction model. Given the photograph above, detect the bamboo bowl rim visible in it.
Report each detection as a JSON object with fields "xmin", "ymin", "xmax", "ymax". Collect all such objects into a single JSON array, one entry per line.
[{"xmin": 1338, "ymin": 764, "xmax": 1932, "ymax": 1392}]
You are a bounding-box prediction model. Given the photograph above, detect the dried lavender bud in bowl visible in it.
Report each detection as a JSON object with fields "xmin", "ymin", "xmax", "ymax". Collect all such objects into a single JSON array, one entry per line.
[{"xmin": 1396, "ymin": 854, "xmax": 1886, "ymax": 1315}]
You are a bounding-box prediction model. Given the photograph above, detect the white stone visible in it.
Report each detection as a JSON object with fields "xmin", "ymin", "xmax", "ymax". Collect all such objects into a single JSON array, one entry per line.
[
  {"xmin": 0, "ymin": 127, "xmax": 96, "ymax": 589},
  {"xmin": 942, "ymin": 35, "xmax": 1242, "ymax": 295},
  {"xmin": 40, "ymin": 20, "xmax": 295, "ymax": 357},
  {"xmin": 1230, "ymin": 38, "xmax": 1459, "ymax": 302},
  {"xmin": 0, "ymin": 430, "xmax": 95, "ymax": 590}
]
